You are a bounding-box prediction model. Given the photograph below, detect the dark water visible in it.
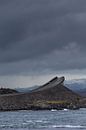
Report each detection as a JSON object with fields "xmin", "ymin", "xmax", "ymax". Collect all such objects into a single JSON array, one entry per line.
[{"xmin": 0, "ymin": 108, "xmax": 86, "ymax": 130}]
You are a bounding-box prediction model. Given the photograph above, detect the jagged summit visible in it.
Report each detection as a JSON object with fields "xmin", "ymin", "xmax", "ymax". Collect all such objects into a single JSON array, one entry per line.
[
  {"xmin": 31, "ymin": 76, "xmax": 65, "ymax": 92},
  {"xmin": 28, "ymin": 76, "xmax": 80, "ymax": 102}
]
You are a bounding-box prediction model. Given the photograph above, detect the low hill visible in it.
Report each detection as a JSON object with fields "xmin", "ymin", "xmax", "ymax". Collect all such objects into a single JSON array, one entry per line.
[
  {"xmin": 0, "ymin": 88, "xmax": 18, "ymax": 95},
  {"xmin": 0, "ymin": 76, "xmax": 82, "ymax": 111}
]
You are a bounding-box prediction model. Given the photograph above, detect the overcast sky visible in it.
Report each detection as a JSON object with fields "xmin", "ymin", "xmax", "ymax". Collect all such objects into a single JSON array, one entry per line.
[{"xmin": 0, "ymin": 0, "xmax": 86, "ymax": 88}]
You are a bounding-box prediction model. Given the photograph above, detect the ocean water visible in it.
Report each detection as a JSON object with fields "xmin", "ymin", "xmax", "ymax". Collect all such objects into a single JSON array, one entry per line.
[{"xmin": 0, "ymin": 108, "xmax": 86, "ymax": 130}]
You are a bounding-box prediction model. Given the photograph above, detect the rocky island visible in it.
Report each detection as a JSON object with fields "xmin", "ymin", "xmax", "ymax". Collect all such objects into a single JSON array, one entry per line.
[{"xmin": 0, "ymin": 76, "xmax": 85, "ymax": 111}]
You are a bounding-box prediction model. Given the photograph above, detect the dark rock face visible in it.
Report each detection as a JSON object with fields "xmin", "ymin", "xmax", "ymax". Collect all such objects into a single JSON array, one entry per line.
[
  {"xmin": 0, "ymin": 76, "xmax": 82, "ymax": 111},
  {"xmin": 32, "ymin": 76, "xmax": 65, "ymax": 92},
  {"xmin": 0, "ymin": 88, "xmax": 18, "ymax": 95}
]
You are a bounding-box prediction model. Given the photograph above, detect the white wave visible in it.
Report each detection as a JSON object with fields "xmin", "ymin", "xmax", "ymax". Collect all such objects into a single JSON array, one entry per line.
[
  {"xmin": 26, "ymin": 120, "xmax": 33, "ymax": 123},
  {"xmin": 35, "ymin": 120, "xmax": 48, "ymax": 123},
  {"xmin": 22, "ymin": 122, "xmax": 27, "ymax": 125},
  {"xmin": 51, "ymin": 125, "xmax": 86, "ymax": 128},
  {"xmin": 63, "ymin": 108, "xmax": 69, "ymax": 111},
  {"xmin": 51, "ymin": 109, "xmax": 57, "ymax": 111},
  {"xmin": 0, "ymin": 125, "xmax": 7, "ymax": 128},
  {"xmin": 35, "ymin": 120, "xmax": 43, "ymax": 123},
  {"xmin": 0, "ymin": 124, "xmax": 14, "ymax": 128}
]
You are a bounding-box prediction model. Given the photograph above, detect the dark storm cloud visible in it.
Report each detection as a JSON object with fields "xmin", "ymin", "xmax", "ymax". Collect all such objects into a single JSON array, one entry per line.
[{"xmin": 0, "ymin": 0, "xmax": 86, "ymax": 75}]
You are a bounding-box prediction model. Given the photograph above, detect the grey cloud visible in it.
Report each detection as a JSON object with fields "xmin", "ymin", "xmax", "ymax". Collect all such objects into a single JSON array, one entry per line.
[{"xmin": 0, "ymin": 0, "xmax": 86, "ymax": 75}]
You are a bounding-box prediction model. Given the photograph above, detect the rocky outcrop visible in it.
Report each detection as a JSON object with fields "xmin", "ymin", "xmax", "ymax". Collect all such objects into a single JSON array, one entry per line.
[
  {"xmin": 0, "ymin": 88, "xmax": 18, "ymax": 95},
  {"xmin": 0, "ymin": 76, "xmax": 82, "ymax": 111},
  {"xmin": 31, "ymin": 76, "xmax": 65, "ymax": 92}
]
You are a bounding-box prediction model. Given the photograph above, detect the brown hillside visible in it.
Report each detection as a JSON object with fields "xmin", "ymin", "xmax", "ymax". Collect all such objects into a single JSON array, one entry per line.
[{"xmin": 0, "ymin": 76, "xmax": 82, "ymax": 111}]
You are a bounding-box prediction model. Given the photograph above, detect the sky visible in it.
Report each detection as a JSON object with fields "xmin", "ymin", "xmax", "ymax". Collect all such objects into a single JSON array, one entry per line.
[{"xmin": 0, "ymin": 0, "xmax": 86, "ymax": 88}]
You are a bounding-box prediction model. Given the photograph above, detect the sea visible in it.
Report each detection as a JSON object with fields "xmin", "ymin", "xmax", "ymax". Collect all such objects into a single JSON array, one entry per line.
[{"xmin": 0, "ymin": 108, "xmax": 86, "ymax": 130}]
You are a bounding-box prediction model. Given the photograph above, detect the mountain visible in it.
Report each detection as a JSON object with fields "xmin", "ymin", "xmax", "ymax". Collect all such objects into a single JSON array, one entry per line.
[
  {"xmin": 65, "ymin": 79, "xmax": 86, "ymax": 96},
  {"xmin": 0, "ymin": 76, "xmax": 82, "ymax": 111},
  {"xmin": 15, "ymin": 85, "xmax": 39, "ymax": 93},
  {"xmin": 76, "ymin": 88, "xmax": 86, "ymax": 97}
]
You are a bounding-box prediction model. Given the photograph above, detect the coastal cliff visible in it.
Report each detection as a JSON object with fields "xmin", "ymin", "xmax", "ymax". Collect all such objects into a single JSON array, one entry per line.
[{"xmin": 0, "ymin": 76, "xmax": 82, "ymax": 111}]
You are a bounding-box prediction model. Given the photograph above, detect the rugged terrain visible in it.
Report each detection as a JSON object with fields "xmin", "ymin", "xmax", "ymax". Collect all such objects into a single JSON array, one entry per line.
[
  {"xmin": 0, "ymin": 88, "xmax": 18, "ymax": 95},
  {"xmin": 0, "ymin": 76, "xmax": 83, "ymax": 111}
]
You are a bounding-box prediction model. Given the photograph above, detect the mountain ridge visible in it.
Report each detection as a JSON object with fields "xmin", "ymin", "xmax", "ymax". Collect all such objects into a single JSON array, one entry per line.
[{"xmin": 0, "ymin": 76, "xmax": 83, "ymax": 111}]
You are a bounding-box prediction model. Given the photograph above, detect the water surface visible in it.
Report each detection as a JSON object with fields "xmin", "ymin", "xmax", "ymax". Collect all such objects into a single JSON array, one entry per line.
[{"xmin": 0, "ymin": 108, "xmax": 86, "ymax": 130}]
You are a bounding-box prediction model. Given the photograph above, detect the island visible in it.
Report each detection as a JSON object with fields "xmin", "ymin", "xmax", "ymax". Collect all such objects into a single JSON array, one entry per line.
[{"xmin": 0, "ymin": 76, "xmax": 85, "ymax": 111}]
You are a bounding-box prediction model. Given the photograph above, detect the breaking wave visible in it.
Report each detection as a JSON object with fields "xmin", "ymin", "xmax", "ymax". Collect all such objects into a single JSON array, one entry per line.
[{"xmin": 51, "ymin": 125, "xmax": 86, "ymax": 129}]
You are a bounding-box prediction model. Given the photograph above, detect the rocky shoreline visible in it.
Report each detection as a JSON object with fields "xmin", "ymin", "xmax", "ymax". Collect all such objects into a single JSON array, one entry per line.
[{"xmin": 0, "ymin": 98, "xmax": 80, "ymax": 111}]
